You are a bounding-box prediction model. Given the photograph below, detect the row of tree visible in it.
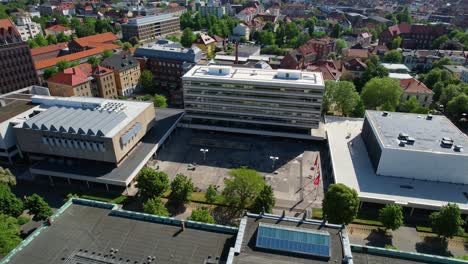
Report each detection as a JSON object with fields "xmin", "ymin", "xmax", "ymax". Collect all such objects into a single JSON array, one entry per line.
[{"xmin": 322, "ymin": 184, "xmax": 465, "ymax": 240}]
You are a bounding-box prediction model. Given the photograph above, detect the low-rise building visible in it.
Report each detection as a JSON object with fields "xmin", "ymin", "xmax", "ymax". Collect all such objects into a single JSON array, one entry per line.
[
  {"xmin": 193, "ymin": 33, "xmax": 216, "ymax": 58},
  {"xmin": 443, "ymin": 65, "xmax": 468, "ymax": 82},
  {"xmin": 46, "ymin": 66, "xmax": 93, "ymax": 97},
  {"xmin": 15, "ymin": 14, "xmax": 42, "ymax": 41},
  {"xmin": 45, "ymin": 24, "xmax": 74, "ymax": 37},
  {"xmin": 121, "ymin": 14, "xmax": 180, "ymax": 42},
  {"xmin": 134, "ymin": 39, "xmax": 202, "ymax": 105},
  {"xmin": 182, "ymin": 65, "xmax": 325, "ymax": 139},
  {"xmin": 231, "ymin": 23, "xmax": 250, "ymax": 41},
  {"xmin": 379, "ymin": 23, "xmax": 447, "ymax": 50},
  {"xmin": 381, "ymin": 63, "xmax": 412, "ymax": 80},
  {"xmin": 68, "ymin": 32, "xmax": 118, "ymax": 53},
  {"xmin": 342, "ymin": 58, "xmax": 367, "ymax": 79},
  {"xmin": 101, "ymin": 54, "xmax": 141, "ymax": 97},
  {"xmin": 402, "ymin": 49, "xmax": 468, "ymax": 70},
  {"xmin": 399, "ymin": 78, "xmax": 433, "ymax": 107}
]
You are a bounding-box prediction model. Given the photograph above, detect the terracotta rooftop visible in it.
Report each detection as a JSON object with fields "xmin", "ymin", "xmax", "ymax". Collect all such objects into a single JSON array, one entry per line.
[
  {"xmin": 46, "ymin": 25, "xmax": 71, "ymax": 31},
  {"xmin": 47, "ymin": 65, "xmax": 90, "ymax": 86},
  {"xmin": 0, "ymin": 18, "xmax": 21, "ymax": 43},
  {"xmin": 400, "ymin": 78, "xmax": 434, "ymax": 94},
  {"xmin": 34, "ymin": 43, "xmax": 119, "ymax": 70},
  {"xmin": 30, "ymin": 43, "xmax": 68, "ymax": 56},
  {"xmin": 72, "ymin": 32, "xmax": 118, "ymax": 48},
  {"xmin": 344, "ymin": 49, "xmax": 369, "ymax": 59}
]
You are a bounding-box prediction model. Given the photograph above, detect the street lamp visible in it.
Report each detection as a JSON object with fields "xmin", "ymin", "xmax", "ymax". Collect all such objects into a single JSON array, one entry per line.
[
  {"xmin": 270, "ymin": 156, "xmax": 279, "ymax": 169},
  {"xmin": 200, "ymin": 148, "xmax": 209, "ymax": 161}
]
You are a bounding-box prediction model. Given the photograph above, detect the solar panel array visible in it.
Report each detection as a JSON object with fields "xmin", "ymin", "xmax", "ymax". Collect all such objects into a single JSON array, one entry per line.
[{"xmin": 256, "ymin": 223, "xmax": 330, "ymax": 258}]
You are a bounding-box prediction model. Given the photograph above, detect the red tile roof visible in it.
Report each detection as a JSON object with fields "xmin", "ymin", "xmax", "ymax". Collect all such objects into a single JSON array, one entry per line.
[
  {"xmin": 46, "ymin": 25, "xmax": 71, "ymax": 32},
  {"xmin": 31, "ymin": 43, "xmax": 68, "ymax": 56},
  {"xmin": 47, "ymin": 65, "xmax": 90, "ymax": 86},
  {"xmin": 93, "ymin": 65, "xmax": 113, "ymax": 76},
  {"xmin": 0, "ymin": 18, "xmax": 21, "ymax": 39},
  {"xmin": 400, "ymin": 78, "xmax": 434, "ymax": 94},
  {"xmin": 34, "ymin": 43, "xmax": 119, "ymax": 70},
  {"xmin": 344, "ymin": 49, "xmax": 369, "ymax": 59},
  {"xmin": 72, "ymin": 32, "xmax": 118, "ymax": 48}
]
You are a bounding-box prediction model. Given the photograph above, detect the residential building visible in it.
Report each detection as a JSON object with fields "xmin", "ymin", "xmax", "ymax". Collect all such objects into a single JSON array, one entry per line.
[
  {"xmin": 198, "ymin": 2, "xmax": 226, "ymax": 18},
  {"xmin": 231, "ymin": 23, "xmax": 250, "ymax": 41},
  {"xmin": 280, "ymin": 4, "xmax": 308, "ymax": 17},
  {"xmin": 101, "ymin": 54, "xmax": 141, "ymax": 96},
  {"xmin": 193, "ymin": 33, "xmax": 216, "ymax": 58},
  {"xmin": 399, "ymin": 78, "xmax": 433, "ymax": 107},
  {"xmin": 134, "ymin": 39, "xmax": 202, "ymax": 105},
  {"xmin": 326, "ymin": 111, "xmax": 468, "ymax": 216},
  {"xmin": 307, "ymin": 60, "xmax": 341, "ymax": 81},
  {"xmin": 461, "ymin": 68, "xmax": 468, "ymax": 83},
  {"xmin": 443, "ymin": 65, "xmax": 468, "ymax": 82},
  {"xmin": 342, "ymin": 58, "xmax": 367, "ymax": 79},
  {"xmin": 182, "ymin": 65, "xmax": 325, "ymax": 139},
  {"xmin": 0, "ymin": 19, "xmax": 39, "ymax": 94},
  {"xmin": 403, "ymin": 49, "xmax": 468, "ymax": 70},
  {"xmin": 379, "ymin": 23, "xmax": 446, "ymax": 49},
  {"xmin": 235, "ymin": 7, "xmax": 258, "ymax": 22},
  {"xmin": 46, "ymin": 66, "xmax": 93, "ymax": 97},
  {"xmin": 342, "ymin": 48, "xmax": 369, "ymax": 61},
  {"xmin": 37, "ymin": 3, "xmax": 56, "ymax": 16},
  {"xmin": 68, "ymin": 32, "xmax": 118, "ymax": 53},
  {"xmin": 341, "ymin": 32, "xmax": 372, "ymax": 48},
  {"xmin": 280, "ymin": 38, "xmax": 336, "ymax": 69},
  {"xmin": 381, "ymin": 63, "xmax": 412, "ymax": 80},
  {"xmin": 121, "ymin": 14, "xmax": 180, "ymax": 42},
  {"xmin": 92, "ymin": 65, "xmax": 119, "ymax": 98},
  {"xmin": 15, "ymin": 14, "xmax": 42, "ymax": 41},
  {"xmin": 45, "ymin": 24, "xmax": 74, "ymax": 37},
  {"xmin": 54, "ymin": 3, "xmax": 76, "ymax": 16}
]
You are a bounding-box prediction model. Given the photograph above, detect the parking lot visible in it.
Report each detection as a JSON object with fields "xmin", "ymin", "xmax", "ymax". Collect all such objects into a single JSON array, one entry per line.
[{"xmin": 151, "ymin": 128, "xmax": 328, "ymax": 212}]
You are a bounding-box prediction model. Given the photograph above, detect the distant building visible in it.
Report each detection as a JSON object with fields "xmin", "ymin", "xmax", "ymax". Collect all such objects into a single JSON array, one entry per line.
[
  {"xmin": 37, "ymin": 4, "xmax": 56, "ymax": 16},
  {"xmin": 101, "ymin": 54, "xmax": 141, "ymax": 96},
  {"xmin": 121, "ymin": 14, "xmax": 180, "ymax": 42},
  {"xmin": 0, "ymin": 19, "xmax": 39, "ymax": 94},
  {"xmin": 231, "ymin": 23, "xmax": 250, "ymax": 41},
  {"xmin": 68, "ymin": 32, "xmax": 118, "ymax": 53},
  {"xmin": 30, "ymin": 43, "xmax": 69, "ymax": 63},
  {"xmin": 182, "ymin": 65, "xmax": 325, "ymax": 139},
  {"xmin": 15, "ymin": 14, "xmax": 42, "ymax": 41},
  {"xmin": 193, "ymin": 33, "xmax": 216, "ymax": 58},
  {"xmin": 45, "ymin": 25, "xmax": 74, "ymax": 37},
  {"xmin": 379, "ymin": 23, "xmax": 446, "ymax": 49},
  {"xmin": 443, "ymin": 65, "xmax": 468, "ymax": 82},
  {"xmin": 342, "ymin": 58, "xmax": 367, "ymax": 79},
  {"xmin": 403, "ymin": 49, "xmax": 468, "ymax": 71},
  {"xmin": 235, "ymin": 7, "xmax": 258, "ymax": 22},
  {"xmin": 134, "ymin": 39, "xmax": 202, "ymax": 105},
  {"xmin": 381, "ymin": 63, "xmax": 412, "ymax": 80},
  {"xmin": 198, "ymin": 2, "xmax": 226, "ymax": 18},
  {"xmin": 399, "ymin": 78, "xmax": 433, "ymax": 107},
  {"xmin": 280, "ymin": 38, "xmax": 336, "ymax": 69},
  {"xmin": 46, "ymin": 66, "xmax": 93, "ymax": 97},
  {"xmin": 54, "ymin": 3, "xmax": 76, "ymax": 16}
]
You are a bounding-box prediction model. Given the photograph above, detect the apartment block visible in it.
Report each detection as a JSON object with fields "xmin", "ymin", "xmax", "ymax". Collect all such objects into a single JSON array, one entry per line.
[
  {"xmin": 121, "ymin": 14, "xmax": 180, "ymax": 42},
  {"xmin": 101, "ymin": 54, "xmax": 141, "ymax": 97},
  {"xmin": 46, "ymin": 66, "xmax": 93, "ymax": 97},
  {"xmin": 182, "ymin": 66, "xmax": 324, "ymax": 139}
]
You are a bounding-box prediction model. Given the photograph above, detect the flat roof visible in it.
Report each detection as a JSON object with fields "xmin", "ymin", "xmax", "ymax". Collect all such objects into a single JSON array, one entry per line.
[
  {"xmin": 366, "ymin": 110, "xmax": 468, "ymax": 155},
  {"xmin": 389, "ymin": 73, "xmax": 413, "ymax": 79},
  {"xmin": 6, "ymin": 200, "xmax": 236, "ymax": 264},
  {"xmin": 30, "ymin": 108, "xmax": 184, "ymax": 186},
  {"xmin": 352, "ymin": 253, "xmax": 431, "ymax": 264},
  {"xmin": 325, "ymin": 116, "xmax": 468, "ymax": 213},
  {"xmin": 234, "ymin": 215, "xmax": 344, "ymax": 264},
  {"xmin": 381, "ymin": 63, "xmax": 410, "ymax": 71},
  {"xmin": 183, "ymin": 66, "xmax": 324, "ymax": 88},
  {"xmin": 0, "ymin": 94, "xmax": 36, "ymax": 123},
  {"xmin": 124, "ymin": 13, "xmax": 178, "ymax": 26},
  {"xmin": 443, "ymin": 65, "xmax": 467, "ymax": 73},
  {"xmin": 20, "ymin": 96, "xmax": 152, "ymax": 138}
]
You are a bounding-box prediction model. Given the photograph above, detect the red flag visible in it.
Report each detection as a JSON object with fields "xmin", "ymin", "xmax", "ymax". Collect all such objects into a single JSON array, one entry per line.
[
  {"xmin": 313, "ymin": 155, "xmax": 318, "ymax": 167},
  {"xmin": 313, "ymin": 172, "xmax": 321, "ymax": 186}
]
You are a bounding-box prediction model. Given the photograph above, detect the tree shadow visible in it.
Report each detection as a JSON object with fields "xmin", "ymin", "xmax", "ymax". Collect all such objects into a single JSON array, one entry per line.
[
  {"xmin": 120, "ymin": 196, "xmax": 143, "ymax": 212},
  {"xmin": 365, "ymin": 229, "xmax": 393, "ymax": 247},
  {"xmin": 415, "ymin": 237, "xmax": 453, "ymax": 257},
  {"xmin": 20, "ymin": 227, "xmax": 37, "ymax": 239},
  {"xmin": 212, "ymin": 206, "xmax": 243, "ymax": 226},
  {"xmin": 166, "ymin": 202, "xmax": 187, "ymax": 216}
]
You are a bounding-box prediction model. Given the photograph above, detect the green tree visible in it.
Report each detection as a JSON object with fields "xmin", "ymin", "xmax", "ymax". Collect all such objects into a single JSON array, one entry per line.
[
  {"xmin": 391, "ymin": 36, "xmax": 402, "ymax": 49},
  {"xmin": 361, "ymin": 77, "xmax": 403, "ymax": 111},
  {"xmin": 140, "ymin": 69, "xmax": 154, "ymax": 93},
  {"xmin": 0, "ymin": 167, "xmax": 15, "ymax": 186},
  {"xmin": 439, "ymin": 84, "xmax": 462, "ymax": 106},
  {"xmin": 251, "ymin": 185, "xmax": 275, "ymax": 213},
  {"xmin": 181, "ymin": 28, "xmax": 196, "ymax": 48},
  {"xmin": 0, "ymin": 214, "xmax": 21, "ymax": 255},
  {"xmin": 27, "ymin": 39, "xmax": 39, "ymax": 48},
  {"xmin": 323, "ymin": 81, "xmax": 362, "ymax": 117},
  {"xmin": 56, "ymin": 32, "xmax": 70, "ymax": 43},
  {"xmin": 335, "ymin": 39, "xmax": 347, "ymax": 53},
  {"xmin": 34, "ymin": 34, "xmax": 48, "ymax": 46},
  {"xmin": 322, "ymin": 184, "xmax": 359, "ymax": 225},
  {"xmin": 222, "ymin": 168, "xmax": 265, "ymax": 209},
  {"xmin": 143, "ymin": 197, "xmax": 169, "ymax": 217},
  {"xmin": 46, "ymin": 34, "xmax": 57, "ymax": 44},
  {"xmin": 87, "ymin": 56, "xmax": 100, "ymax": 66},
  {"xmin": 447, "ymin": 93, "xmax": 468, "ymax": 123},
  {"xmin": 122, "ymin": 42, "xmax": 132, "ymax": 51},
  {"xmin": 0, "ymin": 185, "xmax": 23, "ymax": 217},
  {"xmin": 379, "ymin": 204, "xmax": 404, "ymax": 231},
  {"xmin": 399, "ymin": 96, "xmax": 420, "ymax": 113},
  {"xmin": 384, "ymin": 50, "xmax": 403, "ymax": 63},
  {"xmin": 169, "ymin": 174, "xmax": 193, "ymax": 207},
  {"xmin": 128, "ymin": 36, "xmax": 139, "ymax": 46},
  {"xmin": 205, "ymin": 185, "xmax": 217, "ymax": 204},
  {"xmin": 188, "ymin": 208, "xmax": 215, "ymax": 223},
  {"xmin": 56, "ymin": 60, "xmax": 71, "ymax": 72},
  {"xmin": 136, "ymin": 168, "xmax": 170, "ymax": 200},
  {"xmin": 351, "ymin": 98, "xmax": 366, "ymax": 118},
  {"xmin": 357, "ymin": 64, "xmax": 389, "ymax": 91},
  {"xmin": 103, "ymin": 49, "xmax": 113, "ymax": 59},
  {"xmin": 153, "ymin": 95, "xmax": 168, "ymax": 108},
  {"xmin": 430, "ymin": 203, "xmax": 464, "ymax": 240},
  {"xmin": 24, "ymin": 194, "xmax": 52, "ymax": 221},
  {"xmin": 330, "ymin": 23, "xmax": 341, "ymax": 38},
  {"xmin": 396, "ymin": 7, "xmax": 412, "ymax": 24},
  {"xmin": 432, "ymin": 35, "xmax": 449, "ymax": 49},
  {"xmin": 259, "ymin": 31, "xmax": 276, "ymax": 46},
  {"xmin": 43, "ymin": 67, "xmax": 59, "ymax": 80}
]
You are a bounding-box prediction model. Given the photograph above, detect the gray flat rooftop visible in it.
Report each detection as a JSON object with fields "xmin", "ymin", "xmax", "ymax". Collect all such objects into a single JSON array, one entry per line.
[
  {"xmin": 0, "ymin": 94, "xmax": 36, "ymax": 123},
  {"xmin": 234, "ymin": 217, "xmax": 344, "ymax": 264},
  {"xmin": 366, "ymin": 110, "xmax": 468, "ymax": 155},
  {"xmin": 30, "ymin": 108, "xmax": 184, "ymax": 186},
  {"xmin": 352, "ymin": 253, "xmax": 432, "ymax": 264},
  {"xmin": 325, "ymin": 116, "xmax": 468, "ymax": 213},
  {"xmin": 6, "ymin": 202, "xmax": 236, "ymax": 264}
]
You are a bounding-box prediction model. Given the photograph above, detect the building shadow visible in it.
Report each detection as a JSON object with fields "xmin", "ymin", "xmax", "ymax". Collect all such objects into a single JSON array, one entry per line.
[
  {"xmin": 415, "ymin": 237, "xmax": 453, "ymax": 257},
  {"xmin": 365, "ymin": 229, "xmax": 393, "ymax": 247}
]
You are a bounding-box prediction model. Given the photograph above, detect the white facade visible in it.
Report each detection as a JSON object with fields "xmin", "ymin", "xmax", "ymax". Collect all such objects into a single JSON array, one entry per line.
[
  {"xmin": 182, "ymin": 66, "xmax": 325, "ymax": 139},
  {"xmin": 15, "ymin": 15, "xmax": 42, "ymax": 41}
]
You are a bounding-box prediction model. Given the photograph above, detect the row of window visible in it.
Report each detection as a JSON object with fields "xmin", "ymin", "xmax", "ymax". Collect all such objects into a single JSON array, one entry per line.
[{"xmin": 41, "ymin": 136, "xmax": 106, "ymax": 152}]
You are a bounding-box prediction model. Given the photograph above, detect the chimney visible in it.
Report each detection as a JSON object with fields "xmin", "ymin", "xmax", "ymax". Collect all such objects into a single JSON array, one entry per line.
[
  {"xmin": 235, "ymin": 41, "xmax": 239, "ymax": 65},
  {"xmin": 72, "ymin": 68, "xmax": 76, "ymax": 75}
]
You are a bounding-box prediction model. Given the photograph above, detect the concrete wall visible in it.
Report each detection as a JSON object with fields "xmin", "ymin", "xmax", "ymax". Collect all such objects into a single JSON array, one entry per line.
[{"xmin": 377, "ymin": 147, "xmax": 468, "ymax": 184}]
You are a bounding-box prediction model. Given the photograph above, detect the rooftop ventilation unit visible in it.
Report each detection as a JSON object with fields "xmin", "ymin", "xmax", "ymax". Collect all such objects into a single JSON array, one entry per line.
[
  {"xmin": 453, "ymin": 145, "xmax": 463, "ymax": 152},
  {"xmin": 441, "ymin": 138, "xmax": 454, "ymax": 148},
  {"xmin": 398, "ymin": 132, "xmax": 408, "ymax": 140},
  {"xmin": 276, "ymin": 70, "xmax": 302, "ymax": 80},
  {"xmin": 405, "ymin": 137, "xmax": 415, "ymax": 144},
  {"xmin": 398, "ymin": 140, "xmax": 406, "ymax": 147},
  {"xmin": 426, "ymin": 114, "xmax": 433, "ymax": 120},
  {"xmin": 382, "ymin": 111, "xmax": 389, "ymax": 117},
  {"xmin": 208, "ymin": 66, "xmax": 231, "ymax": 75}
]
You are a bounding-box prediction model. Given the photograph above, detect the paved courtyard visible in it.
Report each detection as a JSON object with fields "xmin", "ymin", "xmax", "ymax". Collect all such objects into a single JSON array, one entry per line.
[{"xmin": 151, "ymin": 128, "xmax": 328, "ymax": 212}]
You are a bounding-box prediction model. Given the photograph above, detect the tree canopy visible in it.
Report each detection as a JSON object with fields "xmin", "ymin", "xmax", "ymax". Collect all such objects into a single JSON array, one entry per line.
[
  {"xmin": 140, "ymin": 70, "xmax": 155, "ymax": 93},
  {"xmin": 169, "ymin": 174, "xmax": 193, "ymax": 207},
  {"xmin": 0, "ymin": 167, "xmax": 16, "ymax": 187},
  {"xmin": 205, "ymin": 185, "xmax": 217, "ymax": 204},
  {"xmin": 188, "ymin": 208, "xmax": 215, "ymax": 224},
  {"xmin": 136, "ymin": 168, "xmax": 170, "ymax": 200},
  {"xmin": 361, "ymin": 77, "xmax": 403, "ymax": 111},
  {"xmin": 24, "ymin": 194, "xmax": 52, "ymax": 221},
  {"xmin": 322, "ymin": 184, "xmax": 359, "ymax": 225},
  {"xmin": 379, "ymin": 204, "xmax": 404, "ymax": 231},
  {"xmin": 143, "ymin": 197, "xmax": 169, "ymax": 217},
  {"xmin": 222, "ymin": 168, "xmax": 265, "ymax": 209},
  {"xmin": 383, "ymin": 50, "xmax": 403, "ymax": 63},
  {"xmin": 323, "ymin": 81, "xmax": 363, "ymax": 117},
  {"xmin": 430, "ymin": 203, "xmax": 464, "ymax": 239},
  {"xmin": 180, "ymin": 28, "xmax": 196, "ymax": 48},
  {"xmin": 251, "ymin": 185, "xmax": 275, "ymax": 214},
  {"xmin": 0, "ymin": 214, "xmax": 22, "ymax": 256},
  {"xmin": 0, "ymin": 185, "xmax": 23, "ymax": 217}
]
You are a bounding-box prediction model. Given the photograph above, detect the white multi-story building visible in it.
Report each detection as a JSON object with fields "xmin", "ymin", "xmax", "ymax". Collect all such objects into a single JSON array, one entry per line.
[
  {"xmin": 182, "ymin": 65, "xmax": 325, "ymax": 139},
  {"xmin": 15, "ymin": 15, "xmax": 42, "ymax": 41}
]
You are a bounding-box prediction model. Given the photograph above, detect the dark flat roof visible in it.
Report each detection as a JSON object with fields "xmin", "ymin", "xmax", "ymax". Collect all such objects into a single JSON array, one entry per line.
[
  {"xmin": 30, "ymin": 108, "xmax": 184, "ymax": 186},
  {"xmin": 0, "ymin": 94, "xmax": 36, "ymax": 123},
  {"xmin": 353, "ymin": 252, "xmax": 433, "ymax": 264},
  {"xmin": 235, "ymin": 216, "xmax": 344, "ymax": 264},
  {"xmin": 7, "ymin": 202, "xmax": 236, "ymax": 264}
]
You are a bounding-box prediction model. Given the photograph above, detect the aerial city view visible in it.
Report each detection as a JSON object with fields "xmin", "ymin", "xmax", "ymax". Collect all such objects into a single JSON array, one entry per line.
[{"xmin": 0, "ymin": 0, "xmax": 467, "ymax": 263}]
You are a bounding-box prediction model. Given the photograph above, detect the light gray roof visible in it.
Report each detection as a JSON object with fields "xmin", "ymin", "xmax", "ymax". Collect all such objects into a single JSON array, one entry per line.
[
  {"xmin": 23, "ymin": 106, "xmax": 127, "ymax": 137},
  {"xmin": 366, "ymin": 110, "xmax": 468, "ymax": 155},
  {"xmin": 124, "ymin": 13, "xmax": 178, "ymax": 26}
]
